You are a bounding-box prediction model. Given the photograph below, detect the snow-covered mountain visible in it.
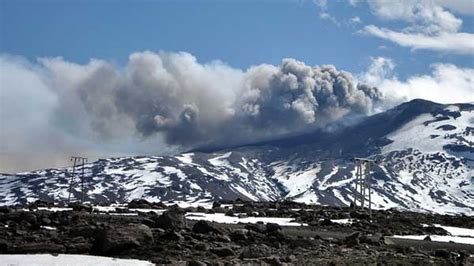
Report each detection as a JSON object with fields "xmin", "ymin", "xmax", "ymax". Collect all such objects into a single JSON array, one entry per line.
[{"xmin": 1, "ymin": 99, "xmax": 472, "ymax": 214}]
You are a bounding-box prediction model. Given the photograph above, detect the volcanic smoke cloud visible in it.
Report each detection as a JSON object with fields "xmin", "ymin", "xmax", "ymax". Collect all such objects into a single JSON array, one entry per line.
[{"xmin": 0, "ymin": 51, "xmax": 382, "ymax": 172}]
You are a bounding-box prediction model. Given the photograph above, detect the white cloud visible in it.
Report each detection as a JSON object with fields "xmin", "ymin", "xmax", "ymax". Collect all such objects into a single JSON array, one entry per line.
[
  {"xmin": 363, "ymin": 0, "xmax": 474, "ymax": 54},
  {"xmin": 348, "ymin": 0, "xmax": 361, "ymax": 6},
  {"xmin": 315, "ymin": 2, "xmax": 361, "ymax": 27},
  {"xmin": 363, "ymin": 25, "xmax": 474, "ymax": 54},
  {"xmin": 319, "ymin": 12, "xmax": 340, "ymax": 26},
  {"xmin": 350, "ymin": 16, "xmax": 362, "ymax": 24},
  {"xmin": 360, "ymin": 57, "xmax": 474, "ymax": 105},
  {"xmin": 359, "ymin": 56, "xmax": 395, "ymax": 86},
  {"xmin": 313, "ymin": 0, "xmax": 328, "ymax": 9},
  {"xmin": 368, "ymin": 0, "xmax": 462, "ymax": 33},
  {"xmin": 433, "ymin": 0, "xmax": 474, "ymax": 15}
]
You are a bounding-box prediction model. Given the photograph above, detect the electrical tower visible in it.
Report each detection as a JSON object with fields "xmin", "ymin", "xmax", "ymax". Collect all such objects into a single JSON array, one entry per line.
[
  {"xmin": 67, "ymin": 156, "xmax": 88, "ymax": 204},
  {"xmin": 353, "ymin": 158, "xmax": 375, "ymax": 217}
]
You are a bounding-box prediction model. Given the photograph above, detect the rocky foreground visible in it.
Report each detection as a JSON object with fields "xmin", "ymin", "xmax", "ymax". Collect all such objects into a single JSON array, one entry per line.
[{"xmin": 0, "ymin": 200, "xmax": 473, "ymax": 265}]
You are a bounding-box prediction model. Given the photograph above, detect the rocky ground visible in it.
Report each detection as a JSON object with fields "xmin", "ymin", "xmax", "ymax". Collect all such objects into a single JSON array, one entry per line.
[{"xmin": 0, "ymin": 199, "xmax": 473, "ymax": 265}]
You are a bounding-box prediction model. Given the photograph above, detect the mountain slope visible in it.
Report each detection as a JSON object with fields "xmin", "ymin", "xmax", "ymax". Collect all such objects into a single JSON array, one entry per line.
[{"xmin": 0, "ymin": 99, "xmax": 472, "ymax": 214}]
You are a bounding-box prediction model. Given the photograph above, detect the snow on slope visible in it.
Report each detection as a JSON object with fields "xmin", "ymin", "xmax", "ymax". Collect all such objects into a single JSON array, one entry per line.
[
  {"xmin": 0, "ymin": 100, "xmax": 472, "ymax": 214},
  {"xmin": 383, "ymin": 105, "xmax": 474, "ymax": 155},
  {"xmin": 272, "ymin": 162, "xmax": 321, "ymax": 198},
  {"xmin": 375, "ymin": 104, "xmax": 473, "ymax": 214}
]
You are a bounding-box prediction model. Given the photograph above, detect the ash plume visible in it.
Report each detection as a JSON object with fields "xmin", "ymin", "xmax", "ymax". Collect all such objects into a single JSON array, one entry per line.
[{"xmin": 0, "ymin": 51, "xmax": 383, "ymax": 172}]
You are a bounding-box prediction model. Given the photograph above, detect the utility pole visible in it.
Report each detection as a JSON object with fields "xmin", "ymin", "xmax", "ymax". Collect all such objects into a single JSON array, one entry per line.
[
  {"xmin": 353, "ymin": 158, "xmax": 375, "ymax": 217},
  {"xmin": 67, "ymin": 156, "xmax": 88, "ymax": 204}
]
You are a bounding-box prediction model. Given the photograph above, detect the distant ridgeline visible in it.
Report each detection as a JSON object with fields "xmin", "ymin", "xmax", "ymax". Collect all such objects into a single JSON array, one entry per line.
[{"xmin": 0, "ymin": 99, "xmax": 472, "ymax": 215}]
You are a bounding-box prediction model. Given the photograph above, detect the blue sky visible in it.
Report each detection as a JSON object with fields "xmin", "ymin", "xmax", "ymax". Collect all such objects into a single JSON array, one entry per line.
[{"xmin": 1, "ymin": 0, "xmax": 472, "ymax": 79}]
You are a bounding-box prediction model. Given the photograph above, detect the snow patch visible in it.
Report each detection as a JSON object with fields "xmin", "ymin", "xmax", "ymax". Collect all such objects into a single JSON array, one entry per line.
[
  {"xmin": 0, "ymin": 254, "xmax": 153, "ymax": 266},
  {"xmin": 185, "ymin": 212, "xmax": 306, "ymax": 226},
  {"xmin": 393, "ymin": 235, "xmax": 474, "ymax": 245},
  {"xmin": 208, "ymin": 152, "xmax": 232, "ymax": 167},
  {"xmin": 176, "ymin": 153, "xmax": 194, "ymax": 164}
]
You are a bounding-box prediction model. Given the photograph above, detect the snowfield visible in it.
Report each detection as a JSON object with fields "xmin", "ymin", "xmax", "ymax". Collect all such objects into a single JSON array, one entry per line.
[
  {"xmin": 185, "ymin": 212, "xmax": 307, "ymax": 226},
  {"xmin": 0, "ymin": 254, "xmax": 153, "ymax": 266},
  {"xmin": 394, "ymin": 224, "xmax": 474, "ymax": 245}
]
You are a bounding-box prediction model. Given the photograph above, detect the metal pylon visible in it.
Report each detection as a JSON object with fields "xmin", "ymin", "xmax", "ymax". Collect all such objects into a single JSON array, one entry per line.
[
  {"xmin": 353, "ymin": 158, "xmax": 374, "ymax": 217},
  {"xmin": 67, "ymin": 156, "xmax": 88, "ymax": 204}
]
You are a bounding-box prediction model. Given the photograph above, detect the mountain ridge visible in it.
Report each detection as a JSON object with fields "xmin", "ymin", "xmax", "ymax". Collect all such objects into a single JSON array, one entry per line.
[{"xmin": 0, "ymin": 99, "xmax": 472, "ymax": 214}]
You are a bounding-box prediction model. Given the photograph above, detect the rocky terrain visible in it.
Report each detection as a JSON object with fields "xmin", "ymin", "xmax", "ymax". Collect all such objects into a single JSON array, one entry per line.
[
  {"xmin": 0, "ymin": 199, "xmax": 473, "ymax": 265},
  {"xmin": 0, "ymin": 99, "xmax": 472, "ymax": 215}
]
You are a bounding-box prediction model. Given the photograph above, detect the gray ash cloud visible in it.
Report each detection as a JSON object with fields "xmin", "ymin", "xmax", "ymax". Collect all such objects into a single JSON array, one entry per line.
[{"xmin": 0, "ymin": 51, "xmax": 383, "ymax": 172}]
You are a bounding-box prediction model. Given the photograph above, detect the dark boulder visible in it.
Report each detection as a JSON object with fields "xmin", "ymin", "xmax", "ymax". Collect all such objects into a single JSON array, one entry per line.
[
  {"xmin": 128, "ymin": 199, "xmax": 151, "ymax": 209},
  {"xmin": 40, "ymin": 217, "xmax": 52, "ymax": 226},
  {"xmin": 162, "ymin": 231, "xmax": 185, "ymax": 242},
  {"xmin": 344, "ymin": 232, "xmax": 361, "ymax": 247},
  {"xmin": 264, "ymin": 256, "xmax": 284, "ymax": 266},
  {"xmin": 69, "ymin": 225, "xmax": 99, "ymax": 238},
  {"xmin": 155, "ymin": 209, "xmax": 187, "ymax": 230},
  {"xmin": 320, "ymin": 218, "xmax": 333, "ymax": 226},
  {"xmin": 0, "ymin": 240, "xmax": 9, "ymax": 253},
  {"xmin": 22, "ymin": 212, "xmax": 38, "ymax": 226},
  {"xmin": 225, "ymin": 209, "xmax": 234, "ymax": 217},
  {"xmin": 245, "ymin": 223, "xmax": 266, "ymax": 234},
  {"xmin": 265, "ymin": 223, "xmax": 281, "ymax": 233},
  {"xmin": 65, "ymin": 236, "xmax": 93, "ymax": 253},
  {"xmin": 30, "ymin": 200, "xmax": 52, "ymax": 208},
  {"xmin": 15, "ymin": 243, "xmax": 66, "ymax": 253},
  {"xmin": 240, "ymin": 244, "xmax": 271, "ymax": 259},
  {"xmin": 194, "ymin": 242, "xmax": 209, "ymax": 251},
  {"xmin": 68, "ymin": 202, "xmax": 92, "ymax": 212},
  {"xmin": 0, "ymin": 206, "xmax": 12, "ymax": 214},
  {"xmin": 192, "ymin": 220, "xmax": 219, "ymax": 234},
  {"xmin": 210, "ymin": 247, "xmax": 235, "ymax": 257},
  {"xmin": 188, "ymin": 261, "xmax": 206, "ymax": 266},
  {"xmin": 424, "ymin": 226, "xmax": 448, "ymax": 235},
  {"xmin": 350, "ymin": 210, "xmax": 370, "ymax": 220},
  {"xmin": 434, "ymin": 249, "xmax": 450, "ymax": 258},
  {"xmin": 128, "ymin": 199, "xmax": 167, "ymax": 209},
  {"xmin": 288, "ymin": 237, "xmax": 317, "ymax": 249},
  {"xmin": 215, "ymin": 234, "xmax": 231, "ymax": 243},
  {"xmin": 230, "ymin": 229, "xmax": 248, "ymax": 242},
  {"xmin": 96, "ymin": 224, "xmax": 154, "ymax": 255}
]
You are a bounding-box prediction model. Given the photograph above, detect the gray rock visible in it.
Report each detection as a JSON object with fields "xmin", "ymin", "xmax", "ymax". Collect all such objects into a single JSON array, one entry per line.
[
  {"xmin": 211, "ymin": 247, "xmax": 235, "ymax": 257},
  {"xmin": 98, "ymin": 224, "xmax": 154, "ymax": 255},
  {"xmin": 265, "ymin": 223, "xmax": 281, "ymax": 233},
  {"xmin": 240, "ymin": 244, "xmax": 271, "ymax": 259},
  {"xmin": 155, "ymin": 210, "xmax": 187, "ymax": 230},
  {"xmin": 192, "ymin": 220, "xmax": 218, "ymax": 234},
  {"xmin": 188, "ymin": 260, "xmax": 206, "ymax": 266},
  {"xmin": 345, "ymin": 232, "xmax": 361, "ymax": 247},
  {"xmin": 15, "ymin": 243, "xmax": 65, "ymax": 253},
  {"xmin": 230, "ymin": 229, "xmax": 248, "ymax": 241},
  {"xmin": 194, "ymin": 242, "xmax": 208, "ymax": 251}
]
